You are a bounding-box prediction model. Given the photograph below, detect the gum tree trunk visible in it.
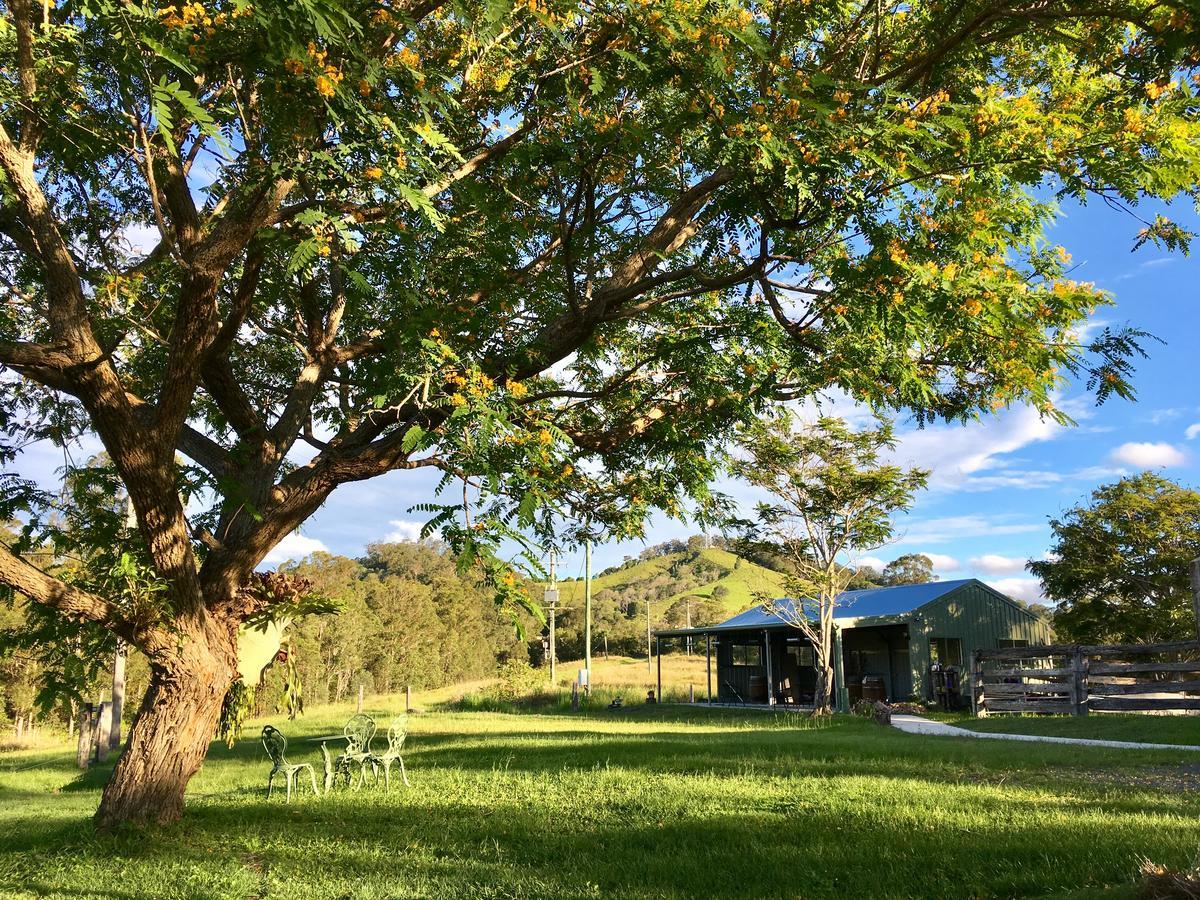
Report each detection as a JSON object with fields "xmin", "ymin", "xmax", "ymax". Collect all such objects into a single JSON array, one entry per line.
[{"xmin": 94, "ymin": 621, "xmax": 236, "ymax": 830}]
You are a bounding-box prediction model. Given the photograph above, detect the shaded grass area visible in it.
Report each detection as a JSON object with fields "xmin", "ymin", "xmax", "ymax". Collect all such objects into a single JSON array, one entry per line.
[
  {"xmin": 931, "ymin": 712, "xmax": 1200, "ymax": 746},
  {"xmin": 3, "ymin": 697, "xmax": 1200, "ymax": 898}
]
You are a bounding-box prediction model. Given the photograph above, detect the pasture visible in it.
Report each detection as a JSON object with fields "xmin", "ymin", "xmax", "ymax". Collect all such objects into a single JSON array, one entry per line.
[{"xmin": 3, "ymin": 695, "xmax": 1200, "ymax": 898}]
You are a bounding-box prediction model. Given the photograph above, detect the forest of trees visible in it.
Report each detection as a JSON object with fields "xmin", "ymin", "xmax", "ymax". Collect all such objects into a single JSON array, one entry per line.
[{"xmin": 0, "ymin": 539, "xmax": 530, "ymax": 737}]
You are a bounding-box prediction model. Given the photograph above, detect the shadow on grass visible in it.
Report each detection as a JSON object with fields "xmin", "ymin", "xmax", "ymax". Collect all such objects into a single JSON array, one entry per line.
[
  {"xmin": 3, "ymin": 785, "xmax": 1168, "ymax": 899},
  {"xmin": 4, "ymin": 709, "xmax": 1195, "ymax": 898}
]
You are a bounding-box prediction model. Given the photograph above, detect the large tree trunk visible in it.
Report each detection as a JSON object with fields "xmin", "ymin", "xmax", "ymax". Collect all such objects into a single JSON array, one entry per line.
[{"xmin": 94, "ymin": 622, "xmax": 236, "ymax": 830}]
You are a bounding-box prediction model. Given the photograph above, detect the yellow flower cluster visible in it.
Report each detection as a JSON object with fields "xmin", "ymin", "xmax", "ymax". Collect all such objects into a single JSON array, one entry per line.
[
  {"xmin": 397, "ymin": 46, "xmax": 421, "ymax": 69},
  {"xmin": 160, "ymin": 3, "xmax": 207, "ymax": 28},
  {"xmin": 162, "ymin": 4, "xmax": 250, "ymax": 31},
  {"xmin": 306, "ymin": 43, "xmax": 342, "ymax": 98}
]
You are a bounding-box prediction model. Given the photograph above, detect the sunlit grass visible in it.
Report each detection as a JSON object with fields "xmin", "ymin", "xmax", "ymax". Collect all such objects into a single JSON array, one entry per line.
[
  {"xmin": 929, "ymin": 711, "xmax": 1200, "ymax": 746},
  {"xmin": 3, "ymin": 694, "xmax": 1199, "ymax": 898}
]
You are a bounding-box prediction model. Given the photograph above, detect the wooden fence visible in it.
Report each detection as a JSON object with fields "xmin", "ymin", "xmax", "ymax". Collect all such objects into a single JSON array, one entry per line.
[{"xmin": 971, "ymin": 640, "xmax": 1200, "ymax": 716}]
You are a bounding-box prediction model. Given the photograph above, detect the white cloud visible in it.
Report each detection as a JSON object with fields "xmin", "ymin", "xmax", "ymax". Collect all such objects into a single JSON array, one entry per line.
[
  {"xmin": 119, "ymin": 223, "xmax": 161, "ymax": 256},
  {"xmin": 1110, "ymin": 442, "xmax": 1187, "ymax": 468},
  {"xmin": 1143, "ymin": 408, "xmax": 1184, "ymax": 425},
  {"xmin": 1072, "ymin": 465, "xmax": 1128, "ymax": 481},
  {"xmin": 889, "ymin": 515, "xmax": 1044, "ymax": 546},
  {"xmin": 1186, "ymin": 423, "xmax": 1200, "ymax": 441},
  {"xmin": 916, "ymin": 552, "xmax": 960, "ymax": 571},
  {"xmin": 890, "ymin": 401, "xmax": 1081, "ymax": 492},
  {"xmin": 263, "ymin": 532, "xmax": 328, "ymax": 566},
  {"xmin": 384, "ymin": 519, "xmax": 426, "ymax": 543},
  {"xmin": 857, "ymin": 552, "xmax": 958, "ymax": 573},
  {"xmin": 970, "ymin": 554, "xmax": 1028, "ymax": 575},
  {"xmin": 1115, "ymin": 257, "xmax": 1177, "ymax": 281},
  {"xmin": 986, "ymin": 577, "xmax": 1045, "ymax": 605}
]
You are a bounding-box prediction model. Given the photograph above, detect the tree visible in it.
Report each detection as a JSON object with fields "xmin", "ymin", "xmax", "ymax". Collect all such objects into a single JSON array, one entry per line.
[
  {"xmin": 734, "ymin": 416, "xmax": 928, "ymax": 713},
  {"xmin": 881, "ymin": 554, "xmax": 936, "ymax": 586},
  {"xmin": 0, "ymin": 1, "xmax": 1195, "ymax": 827},
  {"xmin": 1028, "ymin": 473, "xmax": 1200, "ymax": 644}
]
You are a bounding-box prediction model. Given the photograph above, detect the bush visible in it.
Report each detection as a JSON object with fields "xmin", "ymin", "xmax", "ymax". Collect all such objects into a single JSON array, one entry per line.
[{"xmin": 491, "ymin": 658, "xmax": 544, "ymax": 703}]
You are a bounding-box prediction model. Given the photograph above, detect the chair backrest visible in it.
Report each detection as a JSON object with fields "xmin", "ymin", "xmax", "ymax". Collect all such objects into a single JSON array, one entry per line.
[
  {"xmin": 344, "ymin": 714, "xmax": 376, "ymax": 754},
  {"xmin": 262, "ymin": 725, "xmax": 288, "ymax": 766},
  {"xmin": 386, "ymin": 714, "xmax": 408, "ymax": 752}
]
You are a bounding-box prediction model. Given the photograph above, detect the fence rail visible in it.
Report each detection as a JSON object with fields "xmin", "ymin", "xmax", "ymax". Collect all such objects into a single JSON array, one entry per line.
[{"xmin": 972, "ymin": 641, "xmax": 1200, "ymax": 716}]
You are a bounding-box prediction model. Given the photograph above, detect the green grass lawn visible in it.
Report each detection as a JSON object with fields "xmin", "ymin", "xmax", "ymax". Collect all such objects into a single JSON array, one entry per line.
[
  {"xmin": 3, "ymin": 697, "xmax": 1200, "ymax": 899},
  {"xmin": 931, "ymin": 711, "xmax": 1200, "ymax": 746}
]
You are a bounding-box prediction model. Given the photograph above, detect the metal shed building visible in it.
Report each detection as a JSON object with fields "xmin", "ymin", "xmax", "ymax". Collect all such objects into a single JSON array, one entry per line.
[{"xmin": 653, "ymin": 578, "xmax": 1051, "ymax": 711}]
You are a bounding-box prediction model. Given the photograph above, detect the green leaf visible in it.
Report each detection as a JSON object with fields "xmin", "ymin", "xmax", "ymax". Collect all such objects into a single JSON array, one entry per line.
[{"xmin": 401, "ymin": 424, "xmax": 426, "ymax": 453}]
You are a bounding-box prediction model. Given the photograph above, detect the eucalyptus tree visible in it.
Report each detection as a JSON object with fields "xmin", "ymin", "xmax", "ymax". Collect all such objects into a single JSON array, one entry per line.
[
  {"xmin": 0, "ymin": 0, "xmax": 1197, "ymax": 826},
  {"xmin": 734, "ymin": 416, "xmax": 929, "ymax": 713}
]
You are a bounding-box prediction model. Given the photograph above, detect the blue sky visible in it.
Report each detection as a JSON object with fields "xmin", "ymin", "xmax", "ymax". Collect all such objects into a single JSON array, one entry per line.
[{"xmin": 11, "ymin": 197, "xmax": 1198, "ymax": 605}]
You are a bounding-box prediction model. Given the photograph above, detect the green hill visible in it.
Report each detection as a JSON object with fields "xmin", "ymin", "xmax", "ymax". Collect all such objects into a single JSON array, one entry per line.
[{"xmin": 545, "ymin": 546, "xmax": 787, "ymax": 658}]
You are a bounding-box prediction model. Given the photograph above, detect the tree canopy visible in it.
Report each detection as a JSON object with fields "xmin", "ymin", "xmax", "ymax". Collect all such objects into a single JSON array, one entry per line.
[
  {"xmin": 1029, "ymin": 472, "xmax": 1200, "ymax": 644},
  {"xmin": 0, "ymin": 0, "xmax": 1197, "ymax": 826}
]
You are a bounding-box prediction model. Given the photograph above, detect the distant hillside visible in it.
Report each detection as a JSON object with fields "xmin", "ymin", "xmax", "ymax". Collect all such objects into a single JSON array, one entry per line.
[{"xmin": 544, "ymin": 546, "xmax": 786, "ymax": 660}]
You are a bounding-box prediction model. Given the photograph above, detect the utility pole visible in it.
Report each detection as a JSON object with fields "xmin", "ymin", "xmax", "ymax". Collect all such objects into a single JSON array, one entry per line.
[
  {"xmin": 545, "ymin": 550, "xmax": 559, "ymax": 684},
  {"xmin": 584, "ymin": 540, "xmax": 592, "ymax": 693},
  {"xmin": 1190, "ymin": 557, "xmax": 1200, "ymax": 641},
  {"xmin": 686, "ymin": 597, "xmax": 692, "ymax": 657},
  {"xmin": 646, "ymin": 598, "xmax": 652, "ymax": 675}
]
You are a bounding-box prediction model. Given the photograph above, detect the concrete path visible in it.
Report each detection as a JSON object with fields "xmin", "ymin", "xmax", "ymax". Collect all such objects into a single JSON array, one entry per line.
[{"xmin": 890, "ymin": 714, "xmax": 1200, "ymax": 752}]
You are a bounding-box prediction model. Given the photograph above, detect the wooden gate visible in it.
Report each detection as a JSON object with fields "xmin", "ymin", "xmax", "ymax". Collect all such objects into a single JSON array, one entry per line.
[{"xmin": 972, "ymin": 641, "xmax": 1200, "ymax": 716}]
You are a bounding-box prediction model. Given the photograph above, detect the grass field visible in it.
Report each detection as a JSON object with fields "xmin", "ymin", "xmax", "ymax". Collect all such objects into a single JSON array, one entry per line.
[
  {"xmin": 4, "ymin": 697, "xmax": 1200, "ymax": 898},
  {"xmin": 931, "ymin": 711, "xmax": 1200, "ymax": 746},
  {"xmin": 567, "ymin": 653, "xmax": 713, "ymax": 694}
]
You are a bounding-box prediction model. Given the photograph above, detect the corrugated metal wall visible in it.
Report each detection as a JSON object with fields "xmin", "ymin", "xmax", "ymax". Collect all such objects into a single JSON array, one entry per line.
[{"xmin": 909, "ymin": 582, "xmax": 1052, "ymax": 699}]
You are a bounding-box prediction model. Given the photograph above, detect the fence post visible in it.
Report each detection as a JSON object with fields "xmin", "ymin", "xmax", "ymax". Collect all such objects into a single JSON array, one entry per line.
[
  {"xmin": 1071, "ymin": 647, "xmax": 1089, "ymax": 716},
  {"xmin": 76, "ymin": 703, "xmax": 94, "ymax": 769},
  {"xmin": 571, "ymin": 682, "xmax": 580, "ymax": 712},
  {"xmin": 689, "ymin": 684, "xmax": 695, "ymax": 704},
  {"xmin": 1075, "ymin": 648, "xmax": 1094, "ymax": 720},
  {"xmin": 971, "ymin": 650, "xmax": 985, "ymax": 717},
  {"xmin": 405, "ymin": 684, "xmax": 411, "ymax": 714}
]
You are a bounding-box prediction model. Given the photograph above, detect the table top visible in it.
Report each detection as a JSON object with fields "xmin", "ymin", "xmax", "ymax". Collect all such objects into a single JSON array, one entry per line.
[{"xmin": 305, "ymin": 734, "xmax": 351, "ymax": 742}]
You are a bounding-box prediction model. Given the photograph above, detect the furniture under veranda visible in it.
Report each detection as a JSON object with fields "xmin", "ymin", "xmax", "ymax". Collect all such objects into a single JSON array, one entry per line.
[{"xmin": 262, "ymin": 725, "xmax": 320, "ymax": 803}]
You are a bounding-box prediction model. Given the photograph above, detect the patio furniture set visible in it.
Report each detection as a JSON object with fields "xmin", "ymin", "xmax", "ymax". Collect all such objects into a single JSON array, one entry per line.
[{"xmin": 262, "ymin": 712, "xmax": 410, "ymax": 802}]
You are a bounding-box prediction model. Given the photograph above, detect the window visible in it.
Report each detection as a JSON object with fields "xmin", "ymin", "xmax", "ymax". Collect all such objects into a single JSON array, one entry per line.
[
  {"xmin": 788, "ymin": 645, "xmax": 815, "ymax": 668},
  {"xmin": 930, "ymin": 637, "xmax": 963, "ymax": 668},
  {"xmin": 731, "ymin": 644, "xmax": 762, "ymax": 667},
  {"xmin": 997, "ymin": 639, "xmax": 1029, "ymax": 650}
]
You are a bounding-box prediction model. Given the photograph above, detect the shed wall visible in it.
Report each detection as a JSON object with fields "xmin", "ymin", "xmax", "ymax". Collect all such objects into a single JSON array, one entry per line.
[{"xmin": 911, "ymin": 582, "xmax": 1052, "ymax": 698}]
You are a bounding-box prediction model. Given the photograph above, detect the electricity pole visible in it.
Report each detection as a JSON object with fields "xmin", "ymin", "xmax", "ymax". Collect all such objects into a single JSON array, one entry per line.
[
  {"xmin": 686, "ymin": 597, "xmax": 692, "ymax": 657},
  {"xmin": 584, "ymin": 540, "xmax": 592, "ymax": 693},
  {"xmin": 646, "ymin": 598, "xmax": 652, "ymax": 675},
  {"xmin": 1191, "ymin": 557, "xmax": 1200, "ymax": 641},
  {"xmin": 545, "ymin": 550, "xmax": 559, "ymax": 684}
]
